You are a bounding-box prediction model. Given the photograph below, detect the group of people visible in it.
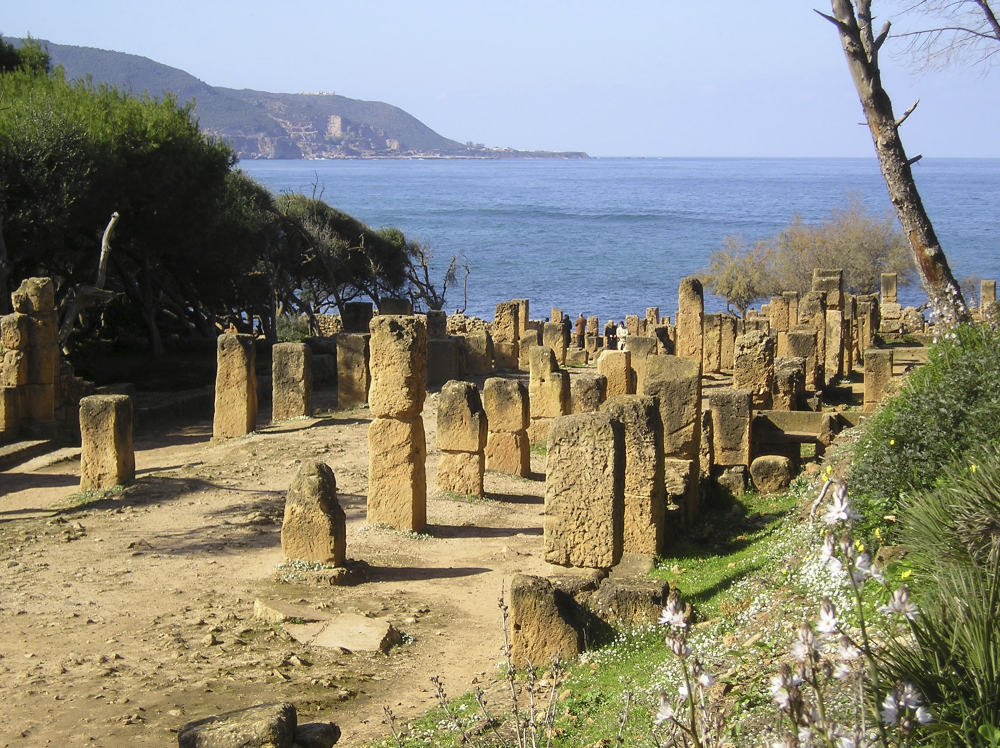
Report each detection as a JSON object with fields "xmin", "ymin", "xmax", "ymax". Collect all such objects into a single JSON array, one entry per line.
[{"xmin": 567, "ymin": 313, "xmax": 631, "ymax": 351}]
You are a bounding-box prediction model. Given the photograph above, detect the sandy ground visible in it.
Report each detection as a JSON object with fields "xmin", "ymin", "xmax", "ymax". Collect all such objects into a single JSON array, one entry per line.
[{"xmin": 0, "ymin": 385, "xmax": 551, "ymax": 747}]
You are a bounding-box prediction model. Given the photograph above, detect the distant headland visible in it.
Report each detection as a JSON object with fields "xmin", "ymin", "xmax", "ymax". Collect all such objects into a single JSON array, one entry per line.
[{"xmin": 14, "ymin": 38, "xmax": 589, "ymax": 161}]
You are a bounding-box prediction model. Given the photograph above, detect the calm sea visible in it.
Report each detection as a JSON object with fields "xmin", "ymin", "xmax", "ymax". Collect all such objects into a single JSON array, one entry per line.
[{"xmin": 239, "ymin": 158, "xmax": 1000, "ymax": 323}]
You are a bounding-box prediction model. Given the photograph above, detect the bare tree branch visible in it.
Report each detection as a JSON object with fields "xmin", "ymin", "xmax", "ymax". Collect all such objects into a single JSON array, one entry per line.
[{"xmin": 895, "ymin": 98, "xmax": 921, "ymax": 126}]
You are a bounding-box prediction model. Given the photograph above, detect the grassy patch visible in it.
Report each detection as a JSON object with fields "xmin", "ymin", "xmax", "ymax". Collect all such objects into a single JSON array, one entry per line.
[
  {"xmin": 59, "ymin": 483, "xmax": 126, "ymax": 508},
  {"xmin": 529, "ymin": 441, "xmax": 547, "ymax": 456}
]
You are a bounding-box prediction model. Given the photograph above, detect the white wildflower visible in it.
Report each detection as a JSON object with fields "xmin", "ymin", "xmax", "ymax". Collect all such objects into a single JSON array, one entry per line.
[
  {"xmin": 817, "ymin": 597, "xmax": 838, "ymax": 635},
  {"xmin": 658, "ymin": 593, "xmax": 687, "ymax": 629},
  {"xmin": 881, "ymin": 688, "xmax": 901, "ymax": 725},
  {"xmin": 823, "ymin": 483, "xmax": 861, "ymax": 525},
  {"xmin": 654, "ymin": 691, "xmax": 674, "ymax": 725},
  {"xmin": 915, "ymin": 705, "xmax": 933, "ymax": 724},
  {"xmin": 880, "ymin": 585, "xmax": 919, "ymax": 620}
]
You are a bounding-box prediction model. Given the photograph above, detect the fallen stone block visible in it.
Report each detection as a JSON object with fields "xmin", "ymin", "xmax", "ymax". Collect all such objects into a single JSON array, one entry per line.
[
  {"xmin": 281, "ymin": 460, "xmax": 346, "ymax": 566},
  {"xmin": 178, "ymin": 702, "xmax": 297, "ymax": 748},
  {"xmin": 508, "ymin": 573, "xmax": 582, "ymax": 667},
  {"xmin": 750, "ymin": 455, "xmax": 795, "ymax": 494}
]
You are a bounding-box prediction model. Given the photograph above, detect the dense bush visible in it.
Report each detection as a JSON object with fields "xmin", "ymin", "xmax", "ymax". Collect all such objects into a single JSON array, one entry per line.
[{"xmin": 850, "ymin": 324, "xmax": 1000, "ymax": 536}]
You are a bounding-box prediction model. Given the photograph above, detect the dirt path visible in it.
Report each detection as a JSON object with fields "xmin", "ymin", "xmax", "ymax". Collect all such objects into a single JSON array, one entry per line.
[{"xmin": 0, "ymin": 388, "xmax": 550, "ymax": 747}]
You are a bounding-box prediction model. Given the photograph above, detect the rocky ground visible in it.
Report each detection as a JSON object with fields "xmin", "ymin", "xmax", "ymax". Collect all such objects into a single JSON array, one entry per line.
[{"xmin": 0, "ymin": 386, "xmax": 552, "ymax": 748}]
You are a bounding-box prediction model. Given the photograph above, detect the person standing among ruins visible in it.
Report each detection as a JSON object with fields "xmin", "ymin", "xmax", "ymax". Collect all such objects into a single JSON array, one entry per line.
[
  {"xmin": 617, "ymin": 320, "xmax": 629, "ymax": 350},
  {"xmin": 605, "ymin": 319, "xmax": 617, "ymax": 351},
  {"xmin": 574, "ymin": 313, "xmax": 586, "ymax": 348}
]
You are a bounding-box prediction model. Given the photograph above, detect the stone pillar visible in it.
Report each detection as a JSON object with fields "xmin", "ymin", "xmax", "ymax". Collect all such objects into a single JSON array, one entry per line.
[
  {"xmin": 570, "ymin": 373, "xmax": 608, "ymax": 414},
  {"xmin": 733, "ymin": 330, "xmax": 774, "ymax": 409},
  {"xmin": 625, "ymin": 314, "xmax": 641, "ymax": 338},
  {"xmin": 379, "ymin": 298, "xmax": 413, "ymax": 315},
  {"xmin": 426, "ymin": 337, "xmax": 464, "ymax": 386},
  {"xmin": 367, "ymin": 316, "xmax": 428, "ymax": 531},
  {"xmin": 625, "ymin": 336, "xmax": 658, "ymax": 394},
  {"xmin": 709, "ymin": 389, "xmax": 752, "ymax": 468},
  {"xmin": 518, "ymin": 329, "xmax": 539, "ymax": 372},
  {"xmin": 981, "ymin": 281, "xmax": 997, "ymax": 317},
  {"xmin": 528, "ymin": 346, "xmax": 569, "ymax": 443},
  {"xmin": 464, "ymin": 330, "xmax": 494, "ymax": 376},
  {"xmin": 79, "ymin": 394, "xmax": 134, "ymax": 490},
  {"xmin": 281, "ymin": 460, "xmax": 346, "ymax": 566},
  {"xmin": 425, "ymin": 310, "xmax": 448, "ymax": 339},
  {"xmin": 336, "ymin": 333, "xmax": 371, "ymax": 408},
  {"xmin": 653, "ymin": 323, "xmax": 673, "ymax": 355},
  {"xmin": 646, "ymin": 307, "xmax": 660, "ymax": 327},
  {"xmin": 719, "ymin": 315, "xmax": 737, "ymax": 371},
  {"xmin": 772, "ymin": 357, "xmax": 806, "ymax": 411},
  {"xmin": 341, "ymin": 301, "xmax": 373, "ymax": 333},
  {"xmin": 513, "ymin": 299, "xmax": 530, "ymax": 342},
  {"xmin": 493, "ymin": 302, "xmax": 520, "ymax": 369},
  {"xmin": 798, "ymin": 292, "xmax": 827, "ymax": 383},
  {"xmin": 825, "ymin": 310, "xmax": 844, "ymax": 384},
  {"xmin": 213, "ymin": 333, "xmax": 257, "ymax": 439},
  {"xmin": 880, "ymin": 273, "xmax": 898, "ymax": 304},
  {"xmin": 676, "ymin": 277, "xmax": 704, "ymax": 366},
  {"xmin": 768, "ymin": 296, "xmax": 790, "ymax": 333},
  {"xmin": 437, "ymin": 381, "xmax": 487, "ymax": 498},
  {"xmin": 551, "ymin": 307, "xmax": 563, "ymax": 324},
  {"xmin": 601, "ymin": 395, "xmax": 664, "ymax": 556},
  {"xmin": 783, "ymin": 291, "xmax": 800, "ymax": 326},
  {"xmin": 544, "ymin": 413, "xmax": 624, "ymax": 569},
  {"xmin": 542, "ymin": 321, "xmax": 568, "ymax": 365},
  {"xmin": 786, "ymin": 326, "xmax": 820, "ymax": 391},
  {"xmin": 644, "ymin": 355, "xmax": 701, "ymax": 526},
  {"xmin": 702, "ymin": 313, "xmax": 723, "ymax": 374},
  {"xmin": 272, "ymin": 343, "xmax": 313, "ymax": 421},
  {"xmin": 813, "ymin": 268, "xmax": 844, "ymax": 311},
  {"xmin": 864, "ymin": 348, "xmax": 894, "ymax": 412},
  {"xmin": 483, "ymin": 377, "xmax": 530, "ymax": 477},
  {"xmin": 843, "ymin": 296, "xmax": 857, "ymax": 374},
  {"xmin": 597, "ymin": 349, "xmax": 633, "ymax": 397},
  {"xmin": 856, "ymin": 296, "xmax": 880, "ymax": 356}
]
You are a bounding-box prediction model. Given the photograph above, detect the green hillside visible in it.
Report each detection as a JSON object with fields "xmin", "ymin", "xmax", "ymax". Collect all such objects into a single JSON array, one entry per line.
[{"xmin": 10, "ymin": 38, "xmax": 586, "ymax": 159}]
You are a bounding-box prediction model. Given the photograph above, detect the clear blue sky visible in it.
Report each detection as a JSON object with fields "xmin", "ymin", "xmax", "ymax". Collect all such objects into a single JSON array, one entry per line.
[{"xmin": 5, "ymin": 0, "xmax": 997, "ymax": 157}]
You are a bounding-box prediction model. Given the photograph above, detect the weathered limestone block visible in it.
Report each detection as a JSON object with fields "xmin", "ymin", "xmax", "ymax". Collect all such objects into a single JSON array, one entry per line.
[
  {"xmin": 699, "ymin": 409, "xmax": 713, "ymax": 482},
  {"xmin": 773, "ymin": 357, "xmax": 806, "ymax": 411},
  {"xmin": 799, "ymin": 291, "xmax": 827, "ymax": 377},
  {"xmin": 508, "ymin": 574, "xmax": 582, "ymax": 667},
  {"xmin": 653, "ymin": 323, "xmax": 673, "ymax": 355},
  {"xmin": 750, "ymin": 455, "xmax": 795, "ymax": 494},
  {"xmin": 437, "ymin": 381, "xmax": 487, "ymax": 453},
  {"xmin": 597, "ymin": 349, "xmax": 633, "ymax": 397},
  {"xmin": 79, "ymin": 394, "xmax": 134, "ymax": 490},
  {"xmin": 0, "ymin": 313, "xmax": 29, "ymax": 350},
  {"xmin": 379, "ymin": 298, "xmax": 412, "ymax": 315},
  {"xmin": 336, "ymin": 333, "xmax": 371, "ymax": 408},
  {"xmin": 518, "ymin": 329, "xmax": 539, "ymax": 371},
  {"xmin": 713, "ymin": 465, "xmax": 748, "ymax": 496},
  {"xmin": 0, "ymin": 386, "xmax": 18, "ymax": 433},
  {"xmin": 20, "ymin": 383, "xmax": 54, "ymax": 421},
  {"xmin": 494, "ymin": 342, "xmax": 518, "ymax": 370},
  {"xmin": 768, "ymin": 296, "xmax": 790, "ymax": 333},
  {"xmin": 367, "ymin": 416, "xmax": 427, "ymax": 531},
  {"xmin": 11, "ymin": 277, "xmax": 55, "ymax": 315},
  {"xmin": 570, "ymin": 373, "xmax": 607, "ymax": 414},
  {"xmin": 881, "ymin": 273, "xmax": 898, "ymax": 304},
  {"xmin": 644, "ymin": 355, "xmax": 701, "ymax": 460},
  {"xmin": 587, "ymin": 315, "xmax": 600, "ymax": 335},
  {"xmin": 593, "ymin": 577, "xmax": 670, "ymax": 625},
  {"xmin": 551, "ymin": 307, "xmax": 563, "ymax": 323},
  {"xmin": 720, "ymin": 315, "xmax": 737, "ymax": 370},
  {"xmin": 281, "ymin": 460, "xmax": 346, "ymax": 565},
  {"xmin": 437, "ymin": 451, "xmax": 485, "ymax": 497},
  {"xmin": 426, "ymin": 338, "xmax": 464, "ymax": 387},
  {"xmin": 529, "ymin": 346, "xmax": 569, "ymax": 419},
  {"xmin": 664, "ymin": 458, "xmax": 699, "ymax": 528},
  {"xmin": 601, "ymin": 395, "xmax": 665, "ymax": 556},
  {"xmin": 675, "ymin": 277, "xmax": 704, "ymax": 365},
  {"xmin": 982, "ymin": 280, "xmax": 997, "ymax": 316},
  {"xmin": 813, "ymin": 268, "xmax": 844, "ymax": 311},
  {"xmin": 786, "ymin": 326, "xmax": 819, "ymax": 390},
  {"xmin": 733, "ymin": 330, "xmax": 774, "ymax": 409},
  {"xmin": 542, "ymin": 322, "xmax": 568, "ymax": 364},
  {"xmin": 494, "ymin": 301, "xmax": 519, "ymax": 344},
  {"xmin": 864, "ymin": 348, "xmax": 894, "ymax": 412},
  {"xmin": 25, "ymin": 347, "xmax": 56, "ymax": 385},
  {"xmin": 702, "ymin": 313, "xmax": 723, "ymax": 373},
  {"xmin": 513, "ymin": 299, "xmax": 530, "ymax": 341},
  {"xmin": 272, "ymin": 343, "xmax": 313, "ymax": 421},
  {"xmin": 485, "ymin": 431, "xmax": 530, "ymax": 477},
  {"xmin": 825, "ymin": 310, "xmax": 844, "ymax": 384},
  {"xmin": 625, "ymin": 336, "xmax": 658, "ymax": 394},
  {"xmin": 213, "ymin": 333, "xmax": 257, "ymax": 439},
  {"xmin": 483, "ymin": 377, "xmax": 529, "ymax": 433},
  {"xmin": 368, "ymin": 316, "xmax": 428, "ymax": 418},
  {"xmin": 646, "ymin": 307, "xmax": 660, "ymax": 326},
  {"xmin": 565, "ymin": 348, "xmax": 588, "ymax": 366},
  {"xmin": 2, "ymin": 350, "xmax": 27, "ymax": 387},
  {"xmin": 856, "ymin": 296, "xmax": 879, "ymax": 353},
  {"xmin": 340, "ymin": 301, "xmax": 372, "ymax": 333},
  {"xmin": 464, "ymin": 330, "xmax": 494, "ymax": 376},
  {"xmin": 544, "ymin": 413, "xmax": 624, "ymax": 569},
  {"xmin": 783, "ymin": 291, "xmax": 800, "ymax": 326},
  {"xmin": 709, "ymin": 389, "xmax": 752, "ymax": 467},
  {"xmin": 625, "ymin": 314, "xmax": 641, "ymax": 337},
  {"xmin": 425, "ymin": 310, "xmax": 448, "ymax": 339},
  {"xmin": 178, "ymin": 702, "xmax": 299, "ymax": 748}
]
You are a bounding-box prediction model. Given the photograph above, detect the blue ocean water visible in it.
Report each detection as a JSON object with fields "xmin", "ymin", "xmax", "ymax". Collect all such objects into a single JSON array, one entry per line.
[{"xmin": 240, "ymin": 158, "xmax": 1000, "ymax": 323}]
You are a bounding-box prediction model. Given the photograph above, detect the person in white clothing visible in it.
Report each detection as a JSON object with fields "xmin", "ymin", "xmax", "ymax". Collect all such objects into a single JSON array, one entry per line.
[{"xmin": 617, "ymin": 320, "xmax": 629, "ymax": 350}]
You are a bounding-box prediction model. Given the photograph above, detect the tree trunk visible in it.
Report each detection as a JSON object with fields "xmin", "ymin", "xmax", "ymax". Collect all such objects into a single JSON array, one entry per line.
[
  {"xmin": 0, "ymin": 215, "xmax": 9, "ymax": 315},
  {"xmin": 828, "ymin": 0, "xmax": 970, "ymax": 325},
  {"xmin": 140, "ymin": 255, "xmax": 165, "ymax": 360}
]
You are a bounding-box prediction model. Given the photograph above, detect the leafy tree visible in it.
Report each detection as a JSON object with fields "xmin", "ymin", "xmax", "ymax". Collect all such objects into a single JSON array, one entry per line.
[{"xmin": 699, "ymin": 235, "xmax": 773, "ymax": 316}]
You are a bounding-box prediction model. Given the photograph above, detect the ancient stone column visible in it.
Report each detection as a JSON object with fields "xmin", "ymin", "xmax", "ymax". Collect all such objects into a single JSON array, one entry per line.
[
  {"xmin": 483, "ymin": 377, "xmax": 530, "ymax": 477},
  {"xmin": 272, "ymin": 343, "xmax": 313, "ymax": 421},
  {"xmin": 625, "ymin": 336, "xmax": 658, "ymax": 394},
  {"xmin": 551, "ymin": 307, "xmax": 563, "ymax": 324},
  {"xmin": 825, "ymin": 310, "xmax": 844, "ymax": 384},
  {"xmin": 79, "ymin": 394, "xmax": 134, "ymax": 490},
  {"xmin": 733, "ymin": 330, "xmax": 774, "ymax": 409},
  {"xmin": 493, "ymin": 302, "xmax": 520, "ymax": 369},
  {"xmin": 772, "ymin": 357, "xmax": 806, "ymax": 411},
  {"xmin": 798, "ymin": 291, "xmax": 827, "ymax": 383},
  {"xmin": 542, "ymin": 322, "xmax": 568, "ymax": 365},
  {"xmin": 813, "ymin": 268, "xmax": 844, "ymax": 311},
  {"xmin": 341, "ymin": 301, "xmax": 374, "ymax": 333},
  {"xmin": 1, "ymin": 278, "xmax": 59, "ymax": 434},
  {"xmin": 544, "ymin": 413, "xmax": 624, "ymax": 570},
  {"xmin": 981, "ymin": 280, "xmax": 997, "ymax": 317},
  {"xmin": 425, "ymin": 310, "xmax": 448, "ymax": 339},
  {"xmin": 570, "ymin": 373, "xmax": 607, "ymax": 414},
  {"xmin": 513, "ymin": 299, "xmax": 530, "ymax": 342},
  {"xmin": 281, "ymin": 460, "xmax": 346, "ymax": 566},
  {"xmin": 518, "ymin": 329, "xmax": 539, "ymax": 372},
  {"xmin": 709, "ymin": 389, "xmax": 752, "ymax": 468},
  {"xmin": 880, "ymin": 273, "xmax": 898, "ymax": 304},
  {"xmin": 646, "ymin": 307, "xmax": 660, "ymax": 327},
  {"xmin": 625, "ymin": 314, "xmax": 641, "ymax": 338},
  {"xmin": 528, "ymin": 346, "xmax": 569, "ymax": 443},
  {"xmin": 675, "ymin": 277, "xmax": 704, "ymax": 366},
  {"xmin": 768, "ymin": 296, "xmax": 790, "ymax": 334},
  {"xmin": 864, "ymin": 348, "xmax": 894, "ymax": 412},
  {"xmin": 336, "ymin": 333, "xmax": 371, "ymax": 408},
  {"xmin": 644, "ymin": 355, "xmax": 701, "ymax": 526},
  {"xmin": 367, "ymin": 316, "xmax": 428, "ymax": 531},
  {"xmin": 719, "ymin": 315, "xmax": 737, "ymax": 371},
  {"xmin": 702, "ymin": 313, "xmax": 723, "ymax": 374},
  {"xmin": 597, "ymin": 349, "xmax": 633, "ymax": 397},
  {"xmin": 601, "ymin": 395, "xmax": 665, "ymax": 556},
  {"xmin": 464, "ymin": 330, "xmax": 494, "ymax": 376},
  {"xmin": 436, "ymin": 381, "xmax": 487, "ymax": 498},
  {"xmin": 783, "ymin": 291, "xmax": 800, "ymax": 327},
  {"xmin": 426, "ymin": 337, "xmax": 464, "ymax": 386},
  {"xmin": 213, "ymin": 333, "xmax": 257, "ymax": 439}
]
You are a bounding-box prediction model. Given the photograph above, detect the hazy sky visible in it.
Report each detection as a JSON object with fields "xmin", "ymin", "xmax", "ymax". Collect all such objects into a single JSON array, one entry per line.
[{"xmin": 5, "ymin": 1, "xmax": 998, "ymax": 157}]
